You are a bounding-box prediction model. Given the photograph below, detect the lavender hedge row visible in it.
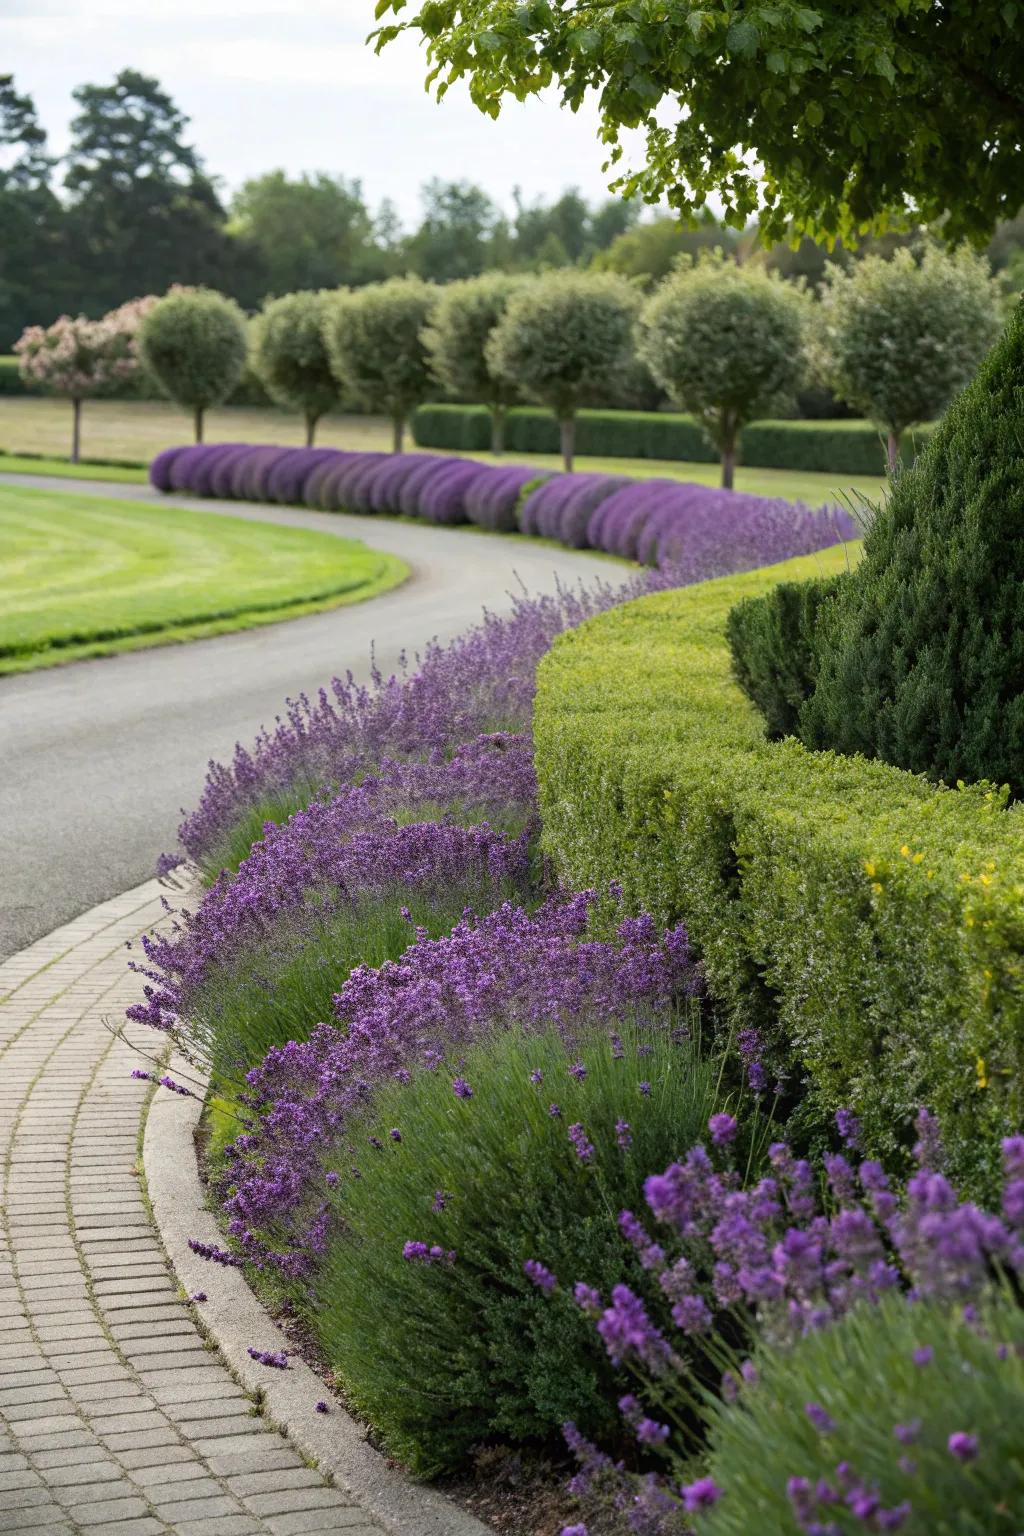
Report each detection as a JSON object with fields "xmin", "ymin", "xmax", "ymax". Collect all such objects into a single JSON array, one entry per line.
[{"xmin": 150, "ymin": 443, "xmax": 855, "ymax": 572}]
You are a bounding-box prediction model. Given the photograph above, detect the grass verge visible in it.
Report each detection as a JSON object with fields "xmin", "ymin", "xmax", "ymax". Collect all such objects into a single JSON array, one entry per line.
[{"xmin": 0, "ymin": 483, "xmax": 407, "ymax": 674}]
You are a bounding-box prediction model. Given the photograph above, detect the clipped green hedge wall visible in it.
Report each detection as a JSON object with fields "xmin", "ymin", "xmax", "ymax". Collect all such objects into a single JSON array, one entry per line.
[
  {"xmin": 413, "ymin": 404, "xmax": 936, "ymax": 474},
  {"xmin": 534, "ymin": 547, "xmax": 1024, "ymax": 1196},
  {"xmin": 0, "ymin": 355, "xmax": 34, "ymax": 395}
]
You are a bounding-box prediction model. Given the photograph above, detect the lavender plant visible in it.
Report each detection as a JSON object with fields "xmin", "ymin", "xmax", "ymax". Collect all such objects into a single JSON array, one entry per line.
[
  {"xmin": 210, "ymin": 894, "xmax": 697, "ymax": 1266},
  {"xmin": 172, "ymin": 584, "xmax": 623, "ymax": 873},
  {"xmin": 130, "ymin": 735, "xmax": 539, "ymax": 1071},
  {"xmin": 309, "ymin": 1016, "xmax": 721, "ymax": 1475},
  {"xmin": 701, "ymin": 1285, "xmax": 1024, "ymax": 1536},
  {"xmin": 149, "ymin": 445, "xmax": 854, "ymax": 578},
  {"xmin": 536, "ymin": 1117, "xmax": 1024, "ymax": 1536}
]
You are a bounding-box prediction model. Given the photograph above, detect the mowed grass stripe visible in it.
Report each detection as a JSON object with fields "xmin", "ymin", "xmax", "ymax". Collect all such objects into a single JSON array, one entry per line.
[{"xmin": 0, "ymin": 484, "xmax": 407, "ymax": 670}]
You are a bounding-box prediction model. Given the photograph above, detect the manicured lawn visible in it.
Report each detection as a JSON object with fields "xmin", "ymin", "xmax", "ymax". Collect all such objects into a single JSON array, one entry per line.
[
  {"xmin": 0, "ymin": 397, "xmax": 887, "ymax": 507},
  {"xmin": 0, "ymin": 484, "xmax": 407, "ymax": 673},
  {"xmin": 0, "ymin": 396, "xmax": 395, "ymax": 459}
]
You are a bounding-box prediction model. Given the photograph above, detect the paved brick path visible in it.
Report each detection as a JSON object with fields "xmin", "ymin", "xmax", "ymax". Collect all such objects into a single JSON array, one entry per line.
[{"xmin": 0, "ymin": 879, "xmax": 386, "ymax": 1536}]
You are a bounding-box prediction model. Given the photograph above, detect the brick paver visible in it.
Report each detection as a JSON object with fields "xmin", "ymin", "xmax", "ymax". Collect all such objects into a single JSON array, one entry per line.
[{"xmin": 0, "ymin": 881, "xmax": 386, "ymax": 1536}]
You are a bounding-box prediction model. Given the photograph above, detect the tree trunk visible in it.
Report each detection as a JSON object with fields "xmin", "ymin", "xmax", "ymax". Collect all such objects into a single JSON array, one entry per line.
[
  {"xmin": 305, "ymin": 411, "xmax": 318, "ymax": 448},
  {"xmin": 194, "ymin": 407, "xmax": 204, "ymax": 444},
  {"xmin": 720, "ymin": 435, "xmax": 737, "ymax": 490},
  {"xmin": 491, "ymin": 405, "xmax": 506, "ymax": 456},
  {"xmin": 70, "ymin": 397, "xmax": 82, "ymax": 464},
  {"xmin": 887, "ymin": 429, "xmax": 901, "ymax": 473},
  {"xmin": 559, "ymin": 415, "xmax": 575, "ymax": 474},
  {"xmin": 392, "ymin": 415, "xmax": 404, "ymax": 454}
]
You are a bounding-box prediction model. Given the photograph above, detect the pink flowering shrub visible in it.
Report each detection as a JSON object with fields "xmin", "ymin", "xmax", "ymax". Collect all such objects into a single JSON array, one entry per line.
[{"xmin": 15, "ymin": 298, "xmax": 155, "ymax": 460}]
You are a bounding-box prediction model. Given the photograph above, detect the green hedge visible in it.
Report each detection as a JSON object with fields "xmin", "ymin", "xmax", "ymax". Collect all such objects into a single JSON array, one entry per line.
[
  {"xmin": 727, "ymin": 574, "xmax": 847, "ymax": 739},
  {"xmin": 413, "ymin": 403, "xmax": 936, "ymax": 475},
  {"xmin": 0, "ymin": 356, "xmax": 34, "ymax": 395},
  {"xmin": 533, "ymin": 547, "xmax": 1024, "ymax": 1196}
]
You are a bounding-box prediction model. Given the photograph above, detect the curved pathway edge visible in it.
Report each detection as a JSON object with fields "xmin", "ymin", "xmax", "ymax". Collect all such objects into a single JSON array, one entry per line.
[{"xmin": 0, "ymin": 879, "xmax": 488, "ymax": 1536}]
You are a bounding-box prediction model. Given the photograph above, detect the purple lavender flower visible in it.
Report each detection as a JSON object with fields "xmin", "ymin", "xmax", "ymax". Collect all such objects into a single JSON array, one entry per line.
[
  {"xmin": 189, "ymin": 1291, "xmax": 207, "ymax": 1303},
  {"xmin": 573, "ymin": 1283, "xmax": 601, "ymax": 1314},
  {"xmin": 1004, "ymin": 1135, "xmax": 1024, "ymax": 1178},
  {"xmin": 913, "ymin": 1107, "xmax": 944, "ymax": 1168},
  {"xmin": 615, "ymin": 1119, "xmax": 633, "ymax": 1150},
  {"xmin": 388, "ymin": 1129, "xmax": 402, "ymax": 1142},
  {"xmin": 635, "ymin": 1417, "xmax": 669, "ymax": 1447},
  {"xmin": 452, "ymin": 1077, "xmax": 473, "ymax": 1100},
  {"xmin": 671, "ymin": 1294, "xmax": 712, "ymax": 1335},
  {"xmin": 913, "ymin": 1346, "xmax": 933, "ymax": 1367},
  {"xmin": 894, "ymin": 1421, "xmax": 920, "ymax": 1445},
  {"xmin": 805, "ymin": 1401, "xmax": 836, "ymax": 1434},
  {"xmin": 638, "ymin": 1081, "xmax": 651, "ymax": 1097},
  {"xmin": 709, "ymin": 1112, "xmax": 737, "ymax": 1146},
  {"xmin": 432, "ymin": 1190, "xmax": 449, "ymax": 1213},
  {"xmin": 549, "ymin": 1103, "xmax": 562, "ymax": 1118},
  {"xmin": 248, "ymin": 1346, "xmax": 289, "ymax": 1369},
  {"xmin": 568, "ymin": 1123, "xmax": 595, "ymax": 1163},
  {"xmin": 947, "ymin": 1431, "xmax": 979, "ymax": 1462},
  {"xmin": 524, "ymin": 1259, "xmax": 557, "ymax": 1293},
  {"xmin": 315, "ymin": 1400, "xmax": 329, "ymax": 1414},
  {"xmin": 682, "ymin": 1477, "xmax": 723, "ymax": 1512},
  {"xmin": 188, "ymin": 1238, "xmax": 242, "ymax": 1268},
  {"xmin": 597, "ymin": 1285, "xmax": 671, "ymax": 1370},
  {"xmin": 835, "ymin": 1107, "xmax": 862, "ymax": 1150},
  {"xmin": 568, "ymin": 1061, "xmax": 587, "ymax": 1081},
  {"xmin": 529, "ymin": 1069, "xmax": 544, "ymax": 1084}
]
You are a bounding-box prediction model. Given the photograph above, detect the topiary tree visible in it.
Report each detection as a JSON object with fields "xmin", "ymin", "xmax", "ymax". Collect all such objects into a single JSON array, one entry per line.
[
  {"xmin": 816, "ymin": 246, "xmax": 1002, "ymax": 471},
  {"xmin": 422, "ymin": 273, "xmax": 521, "ymax": 454},
  {"xmin": 799, "ymin": 302, "xmax": 1024, "ymax": 796},
  {"xmin": 140, "ymin": 286, "xmax": 248, "ymax": 442},
  {"xmin": 323, "ymin": 277, "xmax": 436, "ymax": 453},
  {"xmin": 252, "ymin": 290, "xmax": 339, "ymax": 446},
  {"xmin": 486, "ymin": 271, "xmax": 639, "ymax": 471},
  {"xmin": 637, "ymin": 254, "xmax": 809, "ymax": 489},
  {"xmin": 14, "ymin": 298, "xmax": 152, "ymax": 462}
]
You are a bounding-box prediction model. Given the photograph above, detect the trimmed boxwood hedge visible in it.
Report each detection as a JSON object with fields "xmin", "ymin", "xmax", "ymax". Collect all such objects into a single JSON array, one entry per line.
[
  {"xmin": 413, "ymin": 404, "xmax": 935, "ymax": 475},
  {"xmin": 533, "ymin": 546, "xmax": 1024, "ymax": 1196}
]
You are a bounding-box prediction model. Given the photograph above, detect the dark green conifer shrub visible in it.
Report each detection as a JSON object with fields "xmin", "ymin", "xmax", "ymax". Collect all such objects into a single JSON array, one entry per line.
[
  {"xmin": 799, "ymin": 306, "xmax": 1024, "ymax": 795},
  {"xmin": 727, "ymin": 574, "xmax": 847, "ymax": 739}
]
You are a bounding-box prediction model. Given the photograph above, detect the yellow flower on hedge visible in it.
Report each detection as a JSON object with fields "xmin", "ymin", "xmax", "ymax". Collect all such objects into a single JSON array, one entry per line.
[
  {"xmin": 900, "ymin": 844, "xmax": 910, "ymax": 858},
  {"xmin": 864, "ymin": 860, "xmax": 876, "ymax": 877},
  {"xmin": 872, "ymin": 881, "xmax": 883, "ymax": 895},
  {"xmin": 979, "ymin": 873, "xmax": 993, "ymax": 886},
  {"xmin": 912, "ymin": 852, "xmax": 924, "ymax": 864},
  {"xmin": 976, "ymin": 1056, "xmax": 989, "ymax": 1089}
]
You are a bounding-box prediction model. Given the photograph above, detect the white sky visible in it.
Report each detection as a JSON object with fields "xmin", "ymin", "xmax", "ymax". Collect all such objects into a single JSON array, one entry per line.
[{"xmin": 2, "ymin": 0, "xmax": 635, "ymax": 227}]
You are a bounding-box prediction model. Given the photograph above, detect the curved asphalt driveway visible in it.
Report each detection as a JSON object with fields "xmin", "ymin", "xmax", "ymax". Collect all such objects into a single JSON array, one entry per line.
[{"xmin": 0, "ymin": 472, "xmax": 621, "ymax": 962}]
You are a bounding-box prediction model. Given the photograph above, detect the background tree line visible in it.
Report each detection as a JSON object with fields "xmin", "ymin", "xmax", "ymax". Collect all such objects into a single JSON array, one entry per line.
[
  {"xmin": 7, "ymin": 67, "xmax": 1024, "ymax": 358},
  {"xmin": 0, "ymin": 68, "xmax": 640, "ymax": 351}
]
